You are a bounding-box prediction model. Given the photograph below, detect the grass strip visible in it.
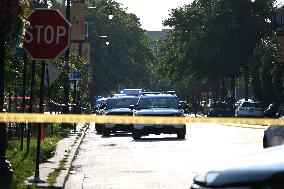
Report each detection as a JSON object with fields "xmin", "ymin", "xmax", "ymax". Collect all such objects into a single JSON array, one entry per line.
[
  {"xmin": 47, "ymin": 156, "xmax": 68, "ymax": 186},
  {"xmin": 4, "ymin": 123, "xmax": 71, "ymax": 189}
]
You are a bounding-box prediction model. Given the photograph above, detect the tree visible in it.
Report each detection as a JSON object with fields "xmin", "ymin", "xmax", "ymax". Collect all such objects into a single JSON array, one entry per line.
[
  {"xmin": 0, "ymin": 0, "xmax": 25, "ymax": 185},
  {"xmin": 155, "ymin": 0, "xmax": 276, "ymax": 101},
  {"xmin": 86, "ymin": 0, "xmax": 154, "ymax": 96},
  {"xmin": 249, "ymin": 38, "xmax": 284, "ymax": 108}
]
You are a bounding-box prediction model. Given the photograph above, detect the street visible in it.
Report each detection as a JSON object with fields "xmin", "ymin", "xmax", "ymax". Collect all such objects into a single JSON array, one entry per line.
[{"xmin": 65, "ymin": 123, "xmax": 266, "ymax": 189}]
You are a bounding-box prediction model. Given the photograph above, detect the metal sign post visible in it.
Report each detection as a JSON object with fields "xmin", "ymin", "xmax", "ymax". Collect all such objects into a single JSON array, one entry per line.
[{"xmin": 69, "ymin": 70, "xmax": 81, "ymax": 132}]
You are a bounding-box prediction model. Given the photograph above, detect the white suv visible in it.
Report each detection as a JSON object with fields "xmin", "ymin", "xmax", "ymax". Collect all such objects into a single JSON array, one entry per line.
[
  {"xmin": 131, "ymin": 93, "xmax": 186, "ymax": 140},
  {"xmin": 235, "ymin": 101, "xmax": 264, "ymax": 117}
]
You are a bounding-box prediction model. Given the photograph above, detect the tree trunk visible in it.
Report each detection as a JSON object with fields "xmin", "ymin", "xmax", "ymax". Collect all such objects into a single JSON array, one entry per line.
[
  {"xmin": 230, "ymin": 74, "xmax": 236, "ymax": 101},
  {"xmin": 244, "ymin": 66, "xmax": 249, "ymax": 101},
  {"xmin": 0, "ymin": 41, "xmax": 6, "ymax": 166},
  {"xmin": 0, "ymin": 41, "xmax": 13, "ymax": 185},
  {"xmin": 221, "ymin": 76, "xmax": 225, "ymax": 101}
]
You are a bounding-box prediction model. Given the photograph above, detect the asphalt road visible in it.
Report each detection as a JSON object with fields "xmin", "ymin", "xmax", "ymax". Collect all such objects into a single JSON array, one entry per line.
[{"xmin": 65, "ymin": 123, "xmax": 266, "ymax": 189}]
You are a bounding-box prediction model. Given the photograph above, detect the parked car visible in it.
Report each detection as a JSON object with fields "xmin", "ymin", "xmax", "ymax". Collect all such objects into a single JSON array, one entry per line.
[
  {"xmin": 191, "ymin": 145, "xmax": 284, "ymax": 189},
  {"xmin": 207, "ymin": 102, "xmax": 234, "ymax": 117},
  {"xmin": 263, "ymin": 107, "xmax": 284, "ymax": 148},
  {"xmin": 93, "ymin": 97, "xmax": 109, "ymax": 114},
  {"xmin": 131, "ymin": 92, "xmax": 186, "ymax": 140},
  {"xmin": 99, "ymin": 95, "xmax": 139, "ymax": 136},
  {"xmin": 264, "ymin": 103, "xmax": 278, "ymax": 118},
  {"xmin": 235, "ymin": 101, "xmax": 264, "ymax": 117}
]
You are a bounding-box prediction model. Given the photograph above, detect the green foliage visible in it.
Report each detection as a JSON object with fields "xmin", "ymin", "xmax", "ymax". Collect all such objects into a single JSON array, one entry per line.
[
  {"xmin": 155, "ymin": 0, "xmax": 276, "ymax": 99},
  {"xmin": 249, "ymin": 39, "xmax": 284, "ymax": 108},
  {"xmin": 87, "ymin": 0, "xmax": 154, "ymax": 96},
  {"xmin": 0, "ymin": 0, "xmax": 25, "ymax": 46},
  {"xmin": 47, "ymin": 53, "xmax": 89, "ymax": 105}
]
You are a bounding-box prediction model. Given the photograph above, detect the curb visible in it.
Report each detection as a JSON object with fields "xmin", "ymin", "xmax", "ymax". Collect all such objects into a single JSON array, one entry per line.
[
  {"xmin": 54, "ymin": 123, "xmax": 90, "ymax": 188},
  {"xmin": 24, "ymin": 123, "xmax": 89, "ymax": 188}
]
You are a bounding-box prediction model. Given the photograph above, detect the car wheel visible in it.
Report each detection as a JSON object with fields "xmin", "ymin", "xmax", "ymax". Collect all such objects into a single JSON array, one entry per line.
[
  {"xmin": 102, "ymin": 128, "xmax": 111, "ymax": 136},
  {"xmin": 263, "ymin": 134, "xmax": 268, "ymax": 148},
  {"xmin": 177, "ymin": 126, "xmax": 186, "ymax": 139},
  {"xmin": 95, "ymin": 124, "xmax": 103, "ymax": 134},
  {"xmin": 132, "ymin": 129, "xmax": 141, "ymax": 140}
]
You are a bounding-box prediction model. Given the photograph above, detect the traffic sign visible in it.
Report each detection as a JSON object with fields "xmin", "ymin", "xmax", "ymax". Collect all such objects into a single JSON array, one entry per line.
[
  {"xmin": 69, "ymin": 70, "xmax": 81, "ymax": 81},
  {"xmin": 23, "ymin": 9, "xmax": 71, "ymax": 60}
]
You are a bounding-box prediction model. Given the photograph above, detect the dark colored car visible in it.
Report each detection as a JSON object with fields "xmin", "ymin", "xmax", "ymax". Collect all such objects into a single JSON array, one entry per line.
[
  {"xmin": 132, "ymin": 93, "xmax": 186, "ymax": 140},
  {"xmin": 191, "ymin": 145, "xmax": 284, "ymax": 189},
  {"xmin": 263, "ymin": 107, "xmax": 284, "ymax": 148},
  {"xmin": 93, "ymin": 97, "xmax": 108, "ymax": 115},
  {"xmin": 207, "ymin": 102, "xmax": 234, "ymax": 117},
  {"xmin": 98, "ymin": 95, "xmax": 139, "ymax": 136}
]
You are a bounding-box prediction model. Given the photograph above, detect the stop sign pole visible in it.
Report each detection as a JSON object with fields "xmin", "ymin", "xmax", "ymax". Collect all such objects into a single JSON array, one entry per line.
[{"xmin": 23, "ymin": 8, "xmax": 71, "ymax": 182}]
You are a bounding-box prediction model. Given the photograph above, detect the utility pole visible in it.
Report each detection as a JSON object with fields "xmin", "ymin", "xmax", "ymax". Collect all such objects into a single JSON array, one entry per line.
[{"xmin": 63, "ymin": 0, "xmax": 71, "ymax": 114}]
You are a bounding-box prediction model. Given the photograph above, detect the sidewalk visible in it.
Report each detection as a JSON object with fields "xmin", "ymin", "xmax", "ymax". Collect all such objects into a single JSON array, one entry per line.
[{"xmin": 25, "ymin": 123, "xmax": 89, "ymax": 188}]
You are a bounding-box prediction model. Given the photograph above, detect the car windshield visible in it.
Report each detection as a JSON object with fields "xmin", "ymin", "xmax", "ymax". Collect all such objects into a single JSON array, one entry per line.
[
  {"xmin": 138, "ymin": 96, "xmax": 179, "ymax": 109},
  {"xmin": 241, "ymin": 102, "xmax": 261, "ymax": 108},
  {"xmin": 106, "ymin": 98, "xmax": 138, "ymax": 109}
]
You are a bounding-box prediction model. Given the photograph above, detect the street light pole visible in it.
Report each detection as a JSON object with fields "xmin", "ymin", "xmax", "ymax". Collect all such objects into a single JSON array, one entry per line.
[{"xmin": 63, "ymin": 0, "xmax": 71, "ymax": 114}]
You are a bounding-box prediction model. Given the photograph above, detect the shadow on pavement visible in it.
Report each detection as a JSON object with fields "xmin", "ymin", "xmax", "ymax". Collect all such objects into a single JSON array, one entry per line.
[
  {"xmin": 132, "ymin": 137, "xmax": 187, "ymax": 142},
  {"xmin": 101, "ymin": 132, "xmax": 132, "ymax": 138}
]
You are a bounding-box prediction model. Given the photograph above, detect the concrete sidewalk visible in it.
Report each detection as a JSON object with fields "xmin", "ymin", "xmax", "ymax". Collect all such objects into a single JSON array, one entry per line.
[{"xmin": 25, "ymin": 123, "xmax": 89, "ymax": 188}]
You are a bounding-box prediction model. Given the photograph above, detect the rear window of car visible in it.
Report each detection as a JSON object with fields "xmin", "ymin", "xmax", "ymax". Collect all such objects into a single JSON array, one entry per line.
[
  {"xmin": 138, "ymin": 96, "xmax": 179, "ymax": 109},
  {"xmin": 107, "ymin": 98, "xmax": 138, "ymax": 109},
  {"xmin": 241, "ymin": 102, "xmax": 261, "ymax": 108}
]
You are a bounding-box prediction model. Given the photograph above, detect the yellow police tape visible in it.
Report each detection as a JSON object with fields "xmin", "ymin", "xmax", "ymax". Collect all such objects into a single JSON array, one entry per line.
[{"xmin": 0, "ymin": 113, "xmax": 283, "ymax": 127}]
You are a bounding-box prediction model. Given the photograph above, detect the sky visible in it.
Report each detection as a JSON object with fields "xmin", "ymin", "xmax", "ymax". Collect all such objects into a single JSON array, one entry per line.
[
  {"xmin": 115, "ymin": 0, "xmax": 284, "ymax": 31},
  {"xmin": 115, "ymin": 0, "xmax": 192, "ymax": 31}
]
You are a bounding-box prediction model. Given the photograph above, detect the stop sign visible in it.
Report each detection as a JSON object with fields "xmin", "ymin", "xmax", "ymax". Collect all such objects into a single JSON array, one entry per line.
[{"xmin": 23, "ymin": 9, "xmax": 71, "ymax": 60}]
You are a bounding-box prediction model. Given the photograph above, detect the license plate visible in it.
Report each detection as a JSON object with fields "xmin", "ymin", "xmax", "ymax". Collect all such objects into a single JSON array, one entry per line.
[{"xmin": 155, "ymin": 125, "xmax": 163, "ymax": 128}]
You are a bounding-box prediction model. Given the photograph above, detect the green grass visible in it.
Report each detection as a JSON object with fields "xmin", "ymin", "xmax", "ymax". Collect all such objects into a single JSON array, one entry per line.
[
  {"xmin": 47, "ymin": 156, "xmax": 68, "ymax": 186},
  {"xmin": 4, "ymin": 123, "xmax": 71, "ymax": 189}
]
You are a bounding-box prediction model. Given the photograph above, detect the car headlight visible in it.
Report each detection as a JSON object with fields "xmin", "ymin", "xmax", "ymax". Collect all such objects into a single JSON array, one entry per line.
[
  {"xmin": 194, "ymin": 171, "xmax": 220, "ymax": 185},
  {"xmin": 205, "ymin": 172, "xmax": 220, "ymax": 184}
]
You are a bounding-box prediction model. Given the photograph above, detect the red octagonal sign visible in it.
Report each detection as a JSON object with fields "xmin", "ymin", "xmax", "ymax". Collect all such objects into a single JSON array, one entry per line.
[{"xmin": 23, "ymin": 9, "xmax": 71, "ymax": 60}]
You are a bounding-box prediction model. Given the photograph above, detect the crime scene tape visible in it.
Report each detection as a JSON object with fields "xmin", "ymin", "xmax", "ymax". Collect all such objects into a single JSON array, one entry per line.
[{"xmin": 0, "ymin": 113, "xmax": 283, "ymax": 126}]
